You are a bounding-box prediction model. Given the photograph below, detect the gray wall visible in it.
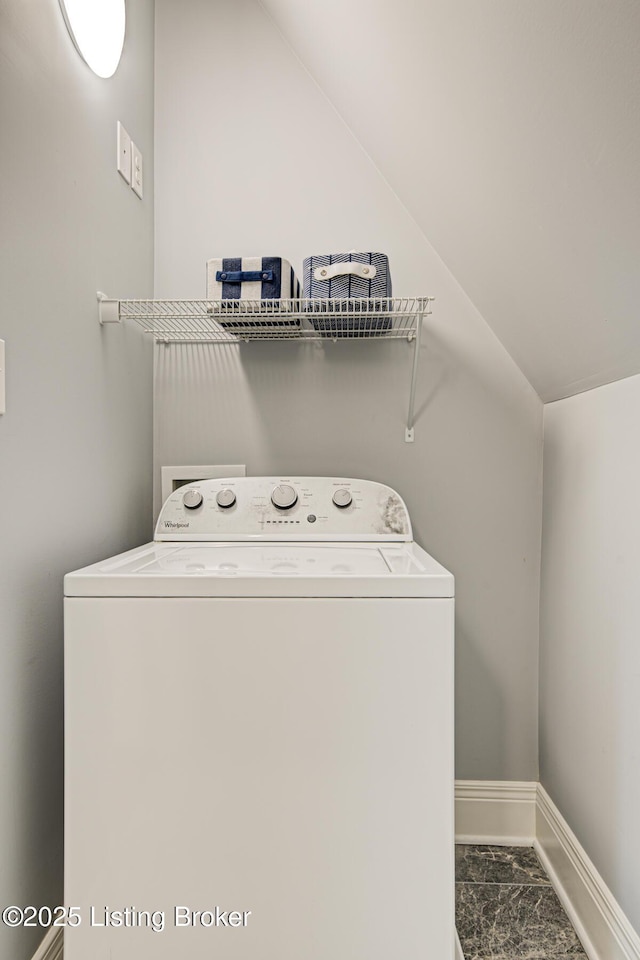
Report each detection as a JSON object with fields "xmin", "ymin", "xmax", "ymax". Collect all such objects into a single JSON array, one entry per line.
[
  {"xmin": 540, "ymin": 375, "xmax": 640, "ymax": 931},
  {"xmin": 0, "ymin": 2, "xmax": 154, "ymax": 957},
  {"xmin": 154, "ymin": 0, "xmax": 544, "ymax": 783}
]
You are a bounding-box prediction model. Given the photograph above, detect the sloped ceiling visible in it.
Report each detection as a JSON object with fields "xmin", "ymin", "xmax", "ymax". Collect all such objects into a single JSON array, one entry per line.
[{"xmin": 259, "ymin": 0, "xmax": 640, "ymax": 401}]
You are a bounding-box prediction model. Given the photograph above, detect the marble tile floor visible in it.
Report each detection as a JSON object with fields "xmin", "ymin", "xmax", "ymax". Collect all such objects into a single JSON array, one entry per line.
[{"xmin": 456, "ymin": 844, "xmax": 589, "ymax": 960}]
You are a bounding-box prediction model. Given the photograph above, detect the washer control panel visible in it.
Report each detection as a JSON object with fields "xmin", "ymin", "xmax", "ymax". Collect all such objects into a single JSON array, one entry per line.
[{"xmin": 155, "ymin": 477, "xmax": 412, "ymax": 541}]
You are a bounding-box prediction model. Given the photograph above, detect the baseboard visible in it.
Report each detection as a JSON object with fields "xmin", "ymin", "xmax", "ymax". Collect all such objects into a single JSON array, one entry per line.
[
  {"xmin": 536, "ymin": 785, "xmax": 640, "ymax": 960},
  {"xmin": 454, "ymin": 780, "xmax": 640, "ymax": 960},
  {"xmin": 455, "ymin": 779, "xmax": 537, "ymax": 844},
  {"xmin": 31, "ymin": 926, "xmax": 63, "ymax": 960}
]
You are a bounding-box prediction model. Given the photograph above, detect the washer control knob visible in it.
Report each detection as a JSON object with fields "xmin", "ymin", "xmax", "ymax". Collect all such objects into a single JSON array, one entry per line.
[
  {"xmin": 182, "ymin": 489, "xmax": 203, "ymax": 510},
  {"xmin": 271, "ymin": 484, "xmax": 298, "ymax": 510},
  {"xmin": 332, "ymin": 488, "xmax": 352, "ymax": 508},
  {"xmin": 216, "ymin": 489, "xmax": 236, "ymax": 509}
]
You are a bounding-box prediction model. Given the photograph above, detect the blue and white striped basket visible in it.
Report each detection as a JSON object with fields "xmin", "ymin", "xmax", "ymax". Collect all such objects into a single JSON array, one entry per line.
[
  {"xmin": 303, "ymin": 252, "xmax": 393, "ymax": 335},
  {"xmin": 206, "ymin": 256, "xmax": 302, "ymax": 332}
]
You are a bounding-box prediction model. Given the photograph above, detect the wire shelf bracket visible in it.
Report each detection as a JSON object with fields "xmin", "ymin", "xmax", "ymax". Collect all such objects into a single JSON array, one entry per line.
[{"xmin": 97, "ymin": 292, "xmax": 433, "ymax": 441}]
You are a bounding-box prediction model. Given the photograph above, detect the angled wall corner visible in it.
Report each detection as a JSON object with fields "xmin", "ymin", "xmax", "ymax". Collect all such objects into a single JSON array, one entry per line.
[{"xmin": 260, "ymin": 0, "xmax": 640, "ymax": 402}]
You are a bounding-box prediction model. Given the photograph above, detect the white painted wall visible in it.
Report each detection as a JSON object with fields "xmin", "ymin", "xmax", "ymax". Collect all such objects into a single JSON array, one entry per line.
[
  {"xmin": 154, "ymin": 0, "xmax": 543, "ymax": 783},
  {"xmin": 540, "ymin": 374, "xmax": 640, "ymax": 931},
  {"xmin": 0, "ymin": 2, "xmax": 154, "ymax": 957},
  {"xmin": 260, "ymin": 0, "xmax": 640, "ymax": 402}
]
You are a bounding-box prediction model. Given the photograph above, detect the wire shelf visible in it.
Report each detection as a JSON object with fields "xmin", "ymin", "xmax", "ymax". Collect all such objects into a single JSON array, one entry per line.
[
  {"xmin": 98, "ymin": 296, "xmax": 433, "ymax": 343},
  {"xmin": 96, "ymin": 293, "xmax": 434, "ymax": 442}
]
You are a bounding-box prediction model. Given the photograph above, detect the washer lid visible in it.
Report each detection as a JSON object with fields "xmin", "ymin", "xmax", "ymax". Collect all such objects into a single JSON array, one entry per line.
[{"xmin": 64, "ymin": 541, "xmax": 454, "ymax": 598}]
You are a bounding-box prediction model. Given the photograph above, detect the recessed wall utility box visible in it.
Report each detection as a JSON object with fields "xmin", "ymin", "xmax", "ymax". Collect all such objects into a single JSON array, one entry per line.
[{"xmin": 161, "ymin": 465, "xmax": 246, "ymax": 505}]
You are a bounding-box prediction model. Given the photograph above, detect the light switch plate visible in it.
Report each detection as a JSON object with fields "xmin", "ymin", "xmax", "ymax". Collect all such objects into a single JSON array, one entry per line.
[
  {"xmin": 0, "ymin": 340, "xmax": 5, "ymax": 415},
  {"xmin": 131, "ymin": 141, "xmax": 143, "ymax": 198},
  {"xmin": 117, "ymin": 121, "xmax": 131, "ymax": 184}
]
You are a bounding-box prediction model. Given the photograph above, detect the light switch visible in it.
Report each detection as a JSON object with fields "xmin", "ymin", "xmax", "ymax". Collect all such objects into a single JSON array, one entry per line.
[
  {"xmin": 131, "ymin": 142, "xmax": 143, "ymax": 199},
  {"xmin": 0, "ymin": 340, "xmax": 5, "ymax": 415},
  {"xmin": 117, "ymin": 121, "xmax": 131, "ymax": 184}
]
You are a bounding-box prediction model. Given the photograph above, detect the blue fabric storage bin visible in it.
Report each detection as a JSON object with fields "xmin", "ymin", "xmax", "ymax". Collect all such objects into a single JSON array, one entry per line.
[
  {"xmin": 206, "ymin": 256, "xmax": 301, "ymax": 333},
  {"xmin": 303, "ymin": 252, "xmax": 392, "ymax": 336}
]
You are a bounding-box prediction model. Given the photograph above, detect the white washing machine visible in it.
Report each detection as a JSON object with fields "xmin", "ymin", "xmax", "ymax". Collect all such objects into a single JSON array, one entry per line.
[{"xmin": 64, "ymin": 477, "xmax": 454, "ymax": 960}]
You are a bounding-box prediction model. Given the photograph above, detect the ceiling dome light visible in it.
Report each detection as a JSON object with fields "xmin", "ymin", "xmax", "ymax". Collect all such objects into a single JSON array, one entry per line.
[{"xmin": 59, "ymin": 0, "xmax": 126, "ymax": 79}]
